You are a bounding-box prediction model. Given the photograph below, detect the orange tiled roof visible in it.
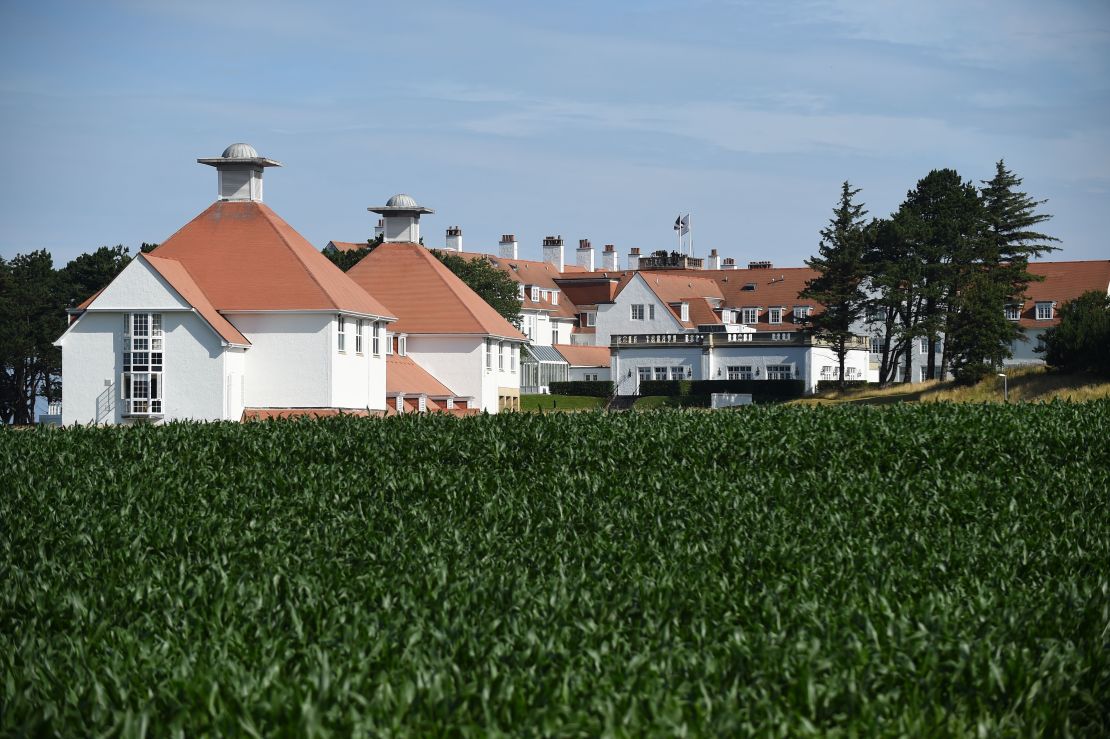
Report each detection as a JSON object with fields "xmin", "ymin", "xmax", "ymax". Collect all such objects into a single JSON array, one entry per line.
[
  {"xmin": 387, "ymin": 354, "xmax": 458, "ymax": 397},
  {"xmin": 553, "ymin": 344, "xmax": 611, "ymax": 368},
  {"xmin": 143, "ymin": 255, "xmax": 250, "ymax": 346},
  {"xmin": 346, "ymin": 242, "xmax": 526, "ymax": 339},
  {"xmin": 1016, "ymin": 260, "xmax": 1110, "ymax": 328},
  {"xmin": 149, "ymin": 201, "xmax": 394, "ymax": 317},
  {"xmin": 661, "ymin": 267, "xmax": 822, "ymax": 331},
  {"xmin": 326, "ymin": 240, "xmax": 371, "ymax": 253},
  {"xmin": 465, "ymin": 253, "xmax": 581, "ymax": 319},
  {"xmin": 242, "ymin": 408, "xmax": 382, "ymax": 421}
]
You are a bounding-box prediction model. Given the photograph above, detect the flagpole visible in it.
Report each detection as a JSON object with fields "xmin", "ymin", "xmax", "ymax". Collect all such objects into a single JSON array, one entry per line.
[{"xmin": 688, "ymin": 214, "xmax": 693, "ymax": 257}]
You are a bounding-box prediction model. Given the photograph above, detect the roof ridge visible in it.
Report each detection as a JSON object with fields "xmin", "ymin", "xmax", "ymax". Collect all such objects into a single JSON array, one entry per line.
[
  {"xmin": 255, "ymin": 204, "xmax": 333, "ymax": 307},
  {"xmin": 412, "ymin": 245, "xmax": 493, "ymax": 335}
]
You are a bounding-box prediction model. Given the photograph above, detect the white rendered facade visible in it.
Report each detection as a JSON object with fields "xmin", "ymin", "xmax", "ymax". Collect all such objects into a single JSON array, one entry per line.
[{"xmin": 405, "ymin": 334, "xmax": 522, "ymax": 413}]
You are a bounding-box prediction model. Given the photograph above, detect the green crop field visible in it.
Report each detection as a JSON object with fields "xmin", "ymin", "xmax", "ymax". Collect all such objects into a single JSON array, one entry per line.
[{"xmin": 3, "ymin": 403, "xmax": 1109, "ymax": 736}]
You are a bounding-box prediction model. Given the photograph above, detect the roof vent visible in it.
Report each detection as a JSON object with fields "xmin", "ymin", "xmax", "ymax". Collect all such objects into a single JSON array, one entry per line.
[{"xmin": 197, "ymin": 142, "xmax": 282, "ymax": 202}]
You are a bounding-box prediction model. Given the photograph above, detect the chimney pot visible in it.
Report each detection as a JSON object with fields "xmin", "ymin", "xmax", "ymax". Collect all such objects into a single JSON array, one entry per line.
[
  {"xmin": 445, "ymin": 226, "xmax": 463, "ymax": 252},
  {"xmin": 498, "ymin": 233, "xmax": 519, "ymax": 259}
]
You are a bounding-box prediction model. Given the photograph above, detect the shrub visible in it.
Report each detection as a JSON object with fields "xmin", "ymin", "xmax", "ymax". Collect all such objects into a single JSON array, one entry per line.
[
  {"xmin": 1041, "ymin": 290, "xmax": 1110, "ymax": 375},
  {"xmin": 815, "ymin": 380, "xmax": 870, "ymax": 394},
  {"xmin": 548, "ymin": 381, "xmax": 614, "ymax": 397},
  {"xmin": 640, "ymin": 379, "xmax": 804, "ymax": 401}
]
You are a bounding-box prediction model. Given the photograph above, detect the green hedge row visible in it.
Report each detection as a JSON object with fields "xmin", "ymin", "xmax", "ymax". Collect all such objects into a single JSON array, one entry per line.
[
  {"xmin": 548, "ymin": 381, "xmax": 614, "ymax": 397},
  {"xmin": 639, "ymin": 379, "xmax": 805, "ymax": 400}
]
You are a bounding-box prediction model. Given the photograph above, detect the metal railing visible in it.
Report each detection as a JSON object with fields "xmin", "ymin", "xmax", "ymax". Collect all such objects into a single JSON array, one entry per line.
[{"xmin": 611, "ymin": 331, "xmax": 870, "ymax": 349}]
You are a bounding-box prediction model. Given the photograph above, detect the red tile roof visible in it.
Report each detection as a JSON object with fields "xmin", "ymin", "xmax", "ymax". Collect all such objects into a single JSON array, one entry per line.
[
  {"xmin": 345, "ymin": 242, "xmax": 526, "ymax": 340},
  {"xmin": 387, "ymin": 354, "xmax": 458, "ymax": 397},
  {"xmin": 326, "ymin": 240, "xmax": 371, "ymax": 253},
  {"xmin": 1017, "ymin": 260, "xmax": 1110, "ymax": 328},
  {"xmin": 468, "ymin": 253, "xmax": 581, "ymax": 319},
  {"xmin": 143, "ymin": 255, "xmax": 250, "ymax": 346},
  {"xmin": 149, "ymin": 201, "xmax": 394, "ymax": 317},
  {"xmin": 553, "ymin": 344, "xmax": 611, "ymax": 368},
  {"xmin": 242, "ymin": 408, "xmax": 382, "ymax": 421}
]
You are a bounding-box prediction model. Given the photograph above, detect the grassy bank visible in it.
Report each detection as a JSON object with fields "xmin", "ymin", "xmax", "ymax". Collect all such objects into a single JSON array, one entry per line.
[{"xmin": 519, "ymin": 393, "xmax": 605, "ymax": 411}]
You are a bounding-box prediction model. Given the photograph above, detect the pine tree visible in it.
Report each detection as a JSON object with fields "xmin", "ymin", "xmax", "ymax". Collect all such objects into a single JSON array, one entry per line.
[
  {"xmin": 801, "ymin": 182, "xmax": 870, "ymax": 390},
  {"xmin": 980, "ymin": 160, "xmax": 1059, "ymax": 263}
]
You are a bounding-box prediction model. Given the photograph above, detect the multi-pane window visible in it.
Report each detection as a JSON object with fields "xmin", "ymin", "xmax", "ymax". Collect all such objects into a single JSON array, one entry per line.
[
  {"xmin": 631, "ymin": 304, "xmax": 645, "ymax": 320},
  {"xmin": 551, "ymin": 292, "xmax": 558, "ymax": 305},
  {"xmin": 356, "ymin": 319, "xmax": 365, "ymax": 354},
  {"xmin": 767, "ymin": 364, "xmax": 792, "ymax": 380},
  {"xmin": 769, "ymin": 307, "xmax": 782, "ymax": 324},
  {"xmin": 654, "ymin": 366, "xmax": 668, "ymax": 380},
  {"xmin": 398, "ymin": 335, "xmax": 407, "ymax": 356},
  {"xmin": 638, "ymin": 367, "xmax": 651, "ymax": 383},
  {"xmin": 793, "ymin": 306, "xmax": 810, "ymax": 321},
  {"xmin": 648, "ymin": 304, "xmax": 655, "ymax": 320},
  {"xmin": 870, "ymin": 336, "xmax": 882, "ymax": 355},
  {"xmin": 485, "ymin": 339, "xmax": 492, "ymax": 369},
  {"xmin": 552, "ymin": 326, "xmax": 559, "ymax": 345},
  {"xmin": 511, "ymin": 345, "xmax": 517, "ymax": 373},
  {"xmin": 821, "ymin": 366, "xmax": 836, "ymax": 380},
  {"xmin": 1035, "ymin": 302, "xmax": 1053, "ymax": 320},
  {"xmin": 1005, "ymin": 304, "xmax": 1021, "ymax": 321},
  {"xmin": 372, "ymin": 322, "xmax": 381, "ymax": 355},
  {"xmin": 741, "ymin": 308, "xmax": 759, "ymax": 324},
  {"xmin": 122, "ymin": 312, "xmax": 164, "ymax": 416},
  {"xmin": 531, "ymin": 286, "xmax": 540, "ymax": 302},
  {"xmin": 338, "ymin": 316, "xmax": 347, "ymax": 352},
  {"xmin": 670, "ymin": 366, "xmax": 685, "ymax": 380},
  {"xmin": 919, "ymin": 337, "xmax": 928, "ymax": 354},
  {"xmin": 726, "ymin": 365, "xmax": 753, "ymax": 380},
  {"xmin": 385, "ymin": 332, "xmax": 393, "ymax": 355},
  {"xmin": 499, "ymin": 341, "xmax": 505, "ymax": 370}
]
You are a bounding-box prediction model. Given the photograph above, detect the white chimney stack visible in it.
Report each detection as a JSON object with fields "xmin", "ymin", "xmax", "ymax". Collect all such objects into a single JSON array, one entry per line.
[
  {"xmin": 602, "ymin": 244, "xmax": 619, "ymax": 271},
  {"xmin": 722, "ymin": 257, "xmax": 739, "ymax": 270},
  {"xmin": 446, "ymin": 226, "xmax": 463, "ymax": 252},
  {"xmin": 198, "ymin": 143, "xmax": 281, "ymax": 203},
  {"xmin": 576, "ymin": 239, "xmax": 595, "ymax": 272},
  {"xmin": 707, "ymin": 248, "xmax": 721, "ymax": 270},
  {"xmin": 627, "ymin": 247, "xmax": 641, "ymax": 271},
  {"xmin": 542, "ymin": 236, "xmax": 565, "ymax": 272},
  {"xmin": 499, "ymin": 234, "xmax": 519, "ymax": 259},
  {"xmin": 369, "ymin": 194, "xmax": 434, "ymax": 244}
]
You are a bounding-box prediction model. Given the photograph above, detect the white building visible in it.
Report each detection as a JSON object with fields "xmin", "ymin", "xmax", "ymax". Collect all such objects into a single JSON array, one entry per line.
[
  {"xmin": 344, "ymin": 197, "xmax": 528, "ymax": 413},
  {"xmin": 55, "ymin": 144, "xmax": 396, "ymax": 424}
]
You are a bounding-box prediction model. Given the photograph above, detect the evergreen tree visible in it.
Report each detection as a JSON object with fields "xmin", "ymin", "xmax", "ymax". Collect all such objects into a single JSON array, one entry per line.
[
  {"xmin": 863, "ymin": 217, "xmax": 922, "ymax": 385},
  {"xmin": 1040, "ymin": 291, "xmax": 1110, "ymax": 374},
  {"xmin": 946, "ymin": 271, "xmax": 1017, "ymax": 383},
  {"xmin": 893, "ymin": 169, "xmax": 987, "ymax": 379},
  {"xmin": 0, "ymin": 251, "xmax": 65, "ymax": 425},
  {"xmin": 61, "ymin": 245, "xmax": 132, "ymax": 307},
  {"xmin": 801, "ymin": 182, "xmax": 870, "ymax": 390},
  {"xmin": 980, "ymin": 160, "xmax": 1059, "ymax": 263}
]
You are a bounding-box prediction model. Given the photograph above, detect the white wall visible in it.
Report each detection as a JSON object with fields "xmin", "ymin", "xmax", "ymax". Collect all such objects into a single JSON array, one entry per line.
[
  {"xmin": 408, "ymin": 335, "xmax": 521, "ymax": 413},
  {"xmin": 60, "ymin": 309, "xmax": 227, "ymax": 424},
  {"xmin": 223, "ymin": 348, "xmax": 247, "ymax": 421},
  {"xmin": 330, "ymin": 317, "xmax": 387, "ymax": 410},
  {"xmin": 225, "ymin": 312, "xmax": 331, "ymax": 409},
  {"xmin": 596, "ymin": 274, "xmax": 685, "ymax": 346},
  {"xmin": 610, "ymin": 346, "xmax": 704, "ymax": 395},
  {"xmin": 568, "ymin": 366, "xmax": 611, "ymax": 382},
  {"xmin": 1006, "ymin": 328, "xmax": 1047, "ymax": 366},
  {"xmin": 91, "ymin": 258, "xmax": 191, "ymax": 311}
]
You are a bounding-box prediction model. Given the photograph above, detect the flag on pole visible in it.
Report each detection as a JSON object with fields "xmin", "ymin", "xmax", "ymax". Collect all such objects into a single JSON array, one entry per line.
[
  {"xmin": 674, "ymin": 216, "xmax": 683, "ymax": 232},
  {"xmin": 679, "ymin": 214, "xmax": 690, "ymax": 236}
]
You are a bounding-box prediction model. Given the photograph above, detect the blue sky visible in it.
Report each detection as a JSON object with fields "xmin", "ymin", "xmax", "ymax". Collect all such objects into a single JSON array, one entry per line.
[{"xmin": 1, "ymin": 0, "xmax": 1107, "ymax": 267}]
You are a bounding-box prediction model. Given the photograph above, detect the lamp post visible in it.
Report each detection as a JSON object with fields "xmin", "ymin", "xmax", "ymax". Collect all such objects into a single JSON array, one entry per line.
[{"xmin": 997, "ymin": 372, "xmax": 1008, "ymax": 402}]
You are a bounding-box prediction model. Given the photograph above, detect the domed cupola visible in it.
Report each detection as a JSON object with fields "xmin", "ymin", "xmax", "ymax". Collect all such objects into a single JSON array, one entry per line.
[
  {"xmin": 197, "ymin": 143, "xmax": 282, "ymax": 202},
  {"xmin": 369, "ymin": 193, "xmax": 435, "ymax": 244}
]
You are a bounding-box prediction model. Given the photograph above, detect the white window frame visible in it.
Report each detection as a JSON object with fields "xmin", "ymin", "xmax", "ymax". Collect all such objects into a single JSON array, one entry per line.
[
  {"xmin": 499, "ymin": 341, "xmax": 505, "ymax": 371},
  {"xmin": 337, "ymin": 315, "xmax": 347, "ymax": 353},
  {"xmin": 586, "ymin": 312, "xmax": 596, "ymax": 327},
  {"xmin": 742, "ymin": 307, "xmax": 758, "ymax": 325},
  {"xmin": 385, "ymin": 333, "xmax": 393, "ymax": 355},
  {"xmin": 670, "ymin": 366, "xmax": 685, "ymax": 380},
  {"xmin": 1005, "ymin": 304, "xmax": 1021, "ymax": 321},
  {"xmin": 631, "ymin": 304, "xmax": 645, "ymax": 321},
  {"xmin": 372, "ymin": 322, "xmax": 381, "ymax": 356},
  {"xmin": 551, "ymin": 326, "xmax": 559, "ymax": 345},
  {"xmin": 769, "ymin": 307, "xmax": 782, "ymax": 324},
  {"xmin": 793, "ymin": 306, "xmax": 810, "ymax": 322},
  {"xmin": 355, "ymin": 319, "xmax": 364, "ymax": 354},
  {"xmin": 531, "ymin": 286, "xmax": 540, "ymax": 302},
  {"xmin": 649, "ymin": 304, "xmax": 656, "ymax": 320},
  {"xmin": 654, "ymin": 366, "xmax": 668, "ymax": 381},
  {"xmin": 398, "ymin": 335, "xmax": 407, "ymax": 356},
  {"xmin": 767, "ymin": 364, "xmax": 793, "ymax": 380},
  {"xmin": 638, "ymin": 366, "xmax": 651, "ymax": 383},
  {"xmin": 679, "ymin": 303, "xmax": 689, "ymax": 322},
  {"xmin": 551, "ymin": 291, "xmax": 559, "ymax": 305},
  {"xmin": 511, "ymin": 344, "xmax": 517, "ymax": 373},
  {"xmin": 1035, "ymin": 302, "xmax": 1053, "ymax": 320},
  {"xmin": 870, "ymin": 336, "xmax": 882, "ymax": 355},
  {"xmin": 122, "ymin": 312, "xmax": 164, "ymax": 416},
  {"xmin": 486, "ymin": 338, "xmax": 492, "ymax": 369}
]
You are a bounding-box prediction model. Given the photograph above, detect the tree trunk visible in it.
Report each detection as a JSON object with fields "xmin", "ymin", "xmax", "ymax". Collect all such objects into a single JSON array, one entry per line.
[
  {"xmin": 926, "ymin": 335, "xmax": 937, "ymax": 380},
  {"xmin": 838, "ymin": 336, "xmax": 847, "ymax": 391}
]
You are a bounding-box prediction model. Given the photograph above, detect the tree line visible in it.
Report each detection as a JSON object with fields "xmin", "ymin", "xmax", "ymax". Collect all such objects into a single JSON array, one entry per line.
[
  {"xmin": 801, "ymin": 161, "xmax": 1063, "ymax": 388},
  {"xmin": 0, "ymin": 244, "xmax": 156, "ymax": 424}
]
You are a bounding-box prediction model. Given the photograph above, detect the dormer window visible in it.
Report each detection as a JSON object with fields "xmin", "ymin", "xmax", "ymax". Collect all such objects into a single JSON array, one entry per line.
[
  {"xmin": 1005, "ymin": 304, "xmax": 1021, "ymax": 321},
  {"xmin": 679, "ymin": 302, "xmax": 689, "ymax": 322},
  {"xmin": 531, "ymin": 286, "xmax": 539, "ymax": 302},
  {"xmin": 397, "ymin": 334, "xmax": 407, "ymax": 356},
  {"xmin": 769, "ymin": 307, "xmax": 783, "ymax": 324},
  {"xmin": 793, "ymin": 306, "xmax": 810, "ymax": 321},
  {"xmin": 518, "ymin": 284, "xmax": 525, "ymax": 300},
  {"xmin": 551, "ymin": 291, "xmax": 559, "ymax": 305},
  {"xmin": 741, "ymin": 307, "xmax": 759, "ymax": 325},
  {"xmin": 385, "ymin": 332, "xmax": 393, "ymax": 355},
  {"xmin": 1035, "ymin": 302, "xmax": 1054, "ymax": 320},
  {"xmin": 586, "ymin": 312, "xmax": 596, "ymax": 327}
]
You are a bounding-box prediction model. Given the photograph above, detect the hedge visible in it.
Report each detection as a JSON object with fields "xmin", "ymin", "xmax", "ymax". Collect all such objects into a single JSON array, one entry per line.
[
  {"xmin": 548, "ymin": 381, "xmax": 614, "ymax": 397},
  {"xmin": 639, "ymin": 379, "xmax": 805, "ymax": 401}
]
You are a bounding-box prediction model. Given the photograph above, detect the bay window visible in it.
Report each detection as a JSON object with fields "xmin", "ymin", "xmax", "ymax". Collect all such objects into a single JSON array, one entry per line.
[{"xmin": 122, "ymin": 312, "xmax": 164, "ymax": 416}]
